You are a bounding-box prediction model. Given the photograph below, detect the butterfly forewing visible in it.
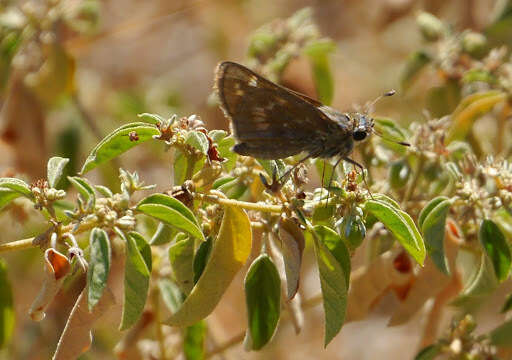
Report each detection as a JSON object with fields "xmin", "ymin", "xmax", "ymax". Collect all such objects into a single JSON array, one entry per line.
[{"xmin": 215, "ymin": 61, "xmax": 340, "ymax": 159}]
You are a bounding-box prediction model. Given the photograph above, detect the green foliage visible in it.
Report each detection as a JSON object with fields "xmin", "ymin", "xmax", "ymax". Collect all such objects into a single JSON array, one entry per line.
[
  {"xmin": 119, "ymin": 230, "xmax": 151, "ymax": 330},
  {"xmin": 184, "ymin": 321, "xmax": 207, "ymax": 360},
  {"xmin": 479, "ymin": 219, "xmax": 511, "ymax": 282},
  {"xmin": 312, "ymin": 228, "xmax": 348, "ymax": 347},
  {"xmin": 244, "ymin": 255, "xmax": 281, "ymax": 350},
  {"xmin": 80, "ymin": 122, "xmax": 160, "ymax": 174},
  {"xmin": 136, "ymin": 194, "xmax": 204, "ymax": 240},
  {"xmin": 164, "ymin": 205, "xmax": 251, "ymax": 327},
  {"xmin": 419, "ymin": 197, "xmax": 452, "ymax": 274},
  {"xmin": 365, "ymin": 197, "xmax": 425, "ymax": 265},
  {"xmin": 87, "ymin": 228, "xmax": 111, "ymax": 311},
  {"xmin": 4, "ymin": 5, "xmax": 512, "ymax": 359}
]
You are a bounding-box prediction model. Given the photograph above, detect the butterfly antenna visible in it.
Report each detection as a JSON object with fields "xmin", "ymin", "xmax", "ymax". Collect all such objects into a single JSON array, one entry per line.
[
  {"xmin": 373, "ymin": 129, "xmax": 411, "ymax": 147},
  {"xmin": 365, "ymin": 89, "xmax": 396, "ymax": 114}
]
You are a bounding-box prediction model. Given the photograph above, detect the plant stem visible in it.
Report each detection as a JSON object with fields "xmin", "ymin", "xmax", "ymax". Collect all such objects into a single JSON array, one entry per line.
[
  {"xmin": 72, "ymin": 93, "xmax": 103, "ymax": 141},
  {"xmin": 152, "ymin": 288, "xmax": 167, "ymax": 360},
  {"xmin": 402, "ymin": 155, "xmax": 425, "ymax": 205},
  {"xmin": 185, "ymin": 154, "xmax": 199, "ymax": 181},
  {"xmin": 193, "ymin": 192, "xmax": 283, "ymax": 213},
  {"xmin": 0, "ymin": 237, "xmax": 35, "ymax": 253},
  {"xmin": 0, "ymin": 220, "xmax": 97, "ymax": 254},
  {"xmin": 204, "ymin": 331, "xmax": 245, "ymax": 359}
]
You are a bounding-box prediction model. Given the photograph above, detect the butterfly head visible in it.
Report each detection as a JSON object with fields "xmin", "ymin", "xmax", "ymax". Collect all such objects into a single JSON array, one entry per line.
[{"xmin": 351, "ymin": 113, "xmax": 374, "ymax": 142}]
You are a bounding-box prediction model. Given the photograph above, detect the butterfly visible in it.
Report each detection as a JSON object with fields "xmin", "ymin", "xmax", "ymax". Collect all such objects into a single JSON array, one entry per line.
[{"xmin": 215, "ymin": 61, "xmax": 406, "ymax": 186}]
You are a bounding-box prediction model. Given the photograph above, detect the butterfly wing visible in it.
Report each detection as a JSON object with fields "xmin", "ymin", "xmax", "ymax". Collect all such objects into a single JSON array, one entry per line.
[{"xmin": 215, "ymin": 61, "xmax": 346, "ymax": 159}]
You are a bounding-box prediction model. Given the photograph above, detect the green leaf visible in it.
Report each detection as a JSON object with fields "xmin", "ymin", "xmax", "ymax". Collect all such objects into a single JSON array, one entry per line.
[
  {"xmin": 414, "ymin": 344, "xmax": 442, "ymax": 360},
  {"xmin": 137, "ymin": 112, "xmax": 165, "ymax": 124},
  {"xmin": 47, "ymin": 157, "xmax": 70, "ymax": 188},
  {"xmin": 68, "ymin": 176, "xmax": 95, "ymax": 208},
  {"xmin": 244, "ymin": 255, "xmax": 281, "ymax": 350},
  {"xmin": 193, "ymin": 237, "xmax": 212, "ymax": 284},
  {"xmin": 184, "ymin": 321, "xmax": 207, "ymax": 360},
  {"xmin": 365, "ymin": 200, "xmax": 426, "ymax": 265},
  {"xmin": 158, "ymin": 278, "xmax": 184, "ymax": 314},
  {"xmin": 426, "ymin": 80, "xmax": 461, "ymax": 118},
  {"xmin": 212, "ymin": 176, "xmax": 236, "ymax": 189},
  {"xmin": 418, "ymin": 196, "xmax": 449, "ymax": 229},
  {"xmin": 0, "ymin": 178, "xmax": 33, "ymax": 198},
  {"xmin": 186, "ymin": 131, "xmax": 209, "ymax": 155},
  {"xmin": 312, "ymin": 230, "xmax": 348, "ymax": 347},
  {"xmin": 208, "ymin": 130, "xmax": 227, "ymax": 142},
  {"xmin": 94, "ymin": 185, "xmax": 113, "ymax": 198},
  {"xmin": 313, "ymin": 225, "xmax": 350, "ymax": 287},
  {"xmin": 169, "ymin": 236, "xmax": 195, "ymax": 295},
  {"xmin": 129, "ymin": 232, "xmax": 152, "ymax": 273},
  {"xmin": 462, "ymin": 69, "xmax": 496, "ymax": 84},
  {"xmin": 480, "ymin": 219, "xmax": 511, "ymax": 282},
  {"xmin": 312, "ymin": 205, "xmax": 335, "ymax": 226},
  {"xmin": 340, "ymin": 212, "xmax": 366, "ymax": 250},
  {"xmin": 401, "ymin": 50, "xmax": 432, "ymax": 90},
  {"xmin": 87, "ymin": 228, "xmax": 111, "ymax": 312},
  {"xmin": 421, "ymin": 197, "xmax": 452, "ymax": 275},
  {"xmin": 80, "ymin": 122, "xmax": 160, "ymax": 174},
  {"xmin": 136, "ymin": 194, "xmax": 204, "ymax": 240},
  {"xmin": 216, "ymin": 136, "xmax": 237, "ymax": 171},
  {"xmin": 0, "ymin": 260, "xmax": 14, "ymax": 349},
  {"xmin": 150, "ymin": 222, "xmax": 176, "ymax": 245},
  {"xmin": 257, "ymin": 159, "xmax": 286, "ymax": 179},
  {"xmin": 303, "ymin": 39, "xmax": 336, "ymax": 105},
  {"xmin": 119, "ymin": 230, "xmax": 150, "ymax": 330},
  {"xmin": 447, "ymin": 90, "xmax": 506, "ymax": 142},
  {"xmin": 452, "ymin": 251, "xmax": 498, "ymax": 308},
  {"xmin": 372, "ymin": 193, "xmax": 401, "ymax": 209},
  {"xmin": 165, "ymin": 205, "xmax": 252, "ymax": 327},
  {"xmin": 0, "ymin": 189, "xmax": 22, "ymax": 211},
  {"xmin": 490, "ymin": 318, "xmax": 512, "ymax": 347},
  {"xmin": 173, "ymin": 149, "xmax": 205, "ymax": 186}
]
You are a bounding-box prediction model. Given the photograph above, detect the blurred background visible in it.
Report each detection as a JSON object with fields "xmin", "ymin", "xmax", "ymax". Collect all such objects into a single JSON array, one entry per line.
[{"xmin": 0, "ymin": 0, "xmax": 508, "ymax": 359}]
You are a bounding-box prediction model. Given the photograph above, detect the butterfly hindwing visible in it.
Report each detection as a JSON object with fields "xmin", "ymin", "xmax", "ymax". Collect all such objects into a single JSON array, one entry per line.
[{"xmin": 215, "ymin": 61, "xmax": 340, "ymax": 158}]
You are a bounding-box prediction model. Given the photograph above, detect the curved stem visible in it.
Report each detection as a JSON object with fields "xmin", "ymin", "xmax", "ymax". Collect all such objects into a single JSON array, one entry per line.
[{"xmin": 193, "ymin": 192, "xmax": 283, "ymax": 213}]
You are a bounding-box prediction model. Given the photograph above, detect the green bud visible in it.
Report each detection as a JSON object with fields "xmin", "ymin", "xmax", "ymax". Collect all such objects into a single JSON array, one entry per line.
[
  {"xmin": 340, "ymin": 212, "xmax": 366, "ymax": 249},
  {"xmin": 417, "ymin": 12, "xmax": 445, "ymax": 41},
  {"xmin": 461, "ymin": 31, "xmax": 487, "ymax": 58}
]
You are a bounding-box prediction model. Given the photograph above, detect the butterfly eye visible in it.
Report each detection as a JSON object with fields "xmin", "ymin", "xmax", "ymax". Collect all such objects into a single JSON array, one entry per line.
[{"xmin": 353, "ymin": 131, "xmax": 367, "ymax": 141}]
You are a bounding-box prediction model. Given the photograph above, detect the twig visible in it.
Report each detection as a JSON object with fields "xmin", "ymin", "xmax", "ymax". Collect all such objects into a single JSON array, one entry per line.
[
  {"xmin": 0, "ymin": 237, "xmax": 35, "ymax": 253},
  {"xmin": 72, "ymin": 94, "xmax": 103, "ymax": 141},
  {"xmin": 193, "ymin": 192, "xmax": 283, "ymax": 213},
  {"xmin": 204, "ymin": 331, "xmax": 245, "ymax": 359}
]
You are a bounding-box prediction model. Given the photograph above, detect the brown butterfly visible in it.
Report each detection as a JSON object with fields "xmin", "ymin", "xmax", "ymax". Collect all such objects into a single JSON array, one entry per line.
[{"xmin": 215, "ymin": 61, "xmax": 406, "ymax": 183}]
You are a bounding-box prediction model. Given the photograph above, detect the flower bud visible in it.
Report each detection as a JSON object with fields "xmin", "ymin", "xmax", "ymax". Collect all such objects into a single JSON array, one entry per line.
[{"xmin": 417, "ymin": 12, "xmax": 444, "ymax": 41}]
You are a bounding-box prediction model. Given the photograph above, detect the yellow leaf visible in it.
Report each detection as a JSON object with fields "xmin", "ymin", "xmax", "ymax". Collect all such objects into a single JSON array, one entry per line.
[
  {"xmin": 165, "ymin": 205, "xmax": 252, "ymax": 327},
  {"xmin": 447, "ymin": 91, "xmax": 506, "ymax": 142}
]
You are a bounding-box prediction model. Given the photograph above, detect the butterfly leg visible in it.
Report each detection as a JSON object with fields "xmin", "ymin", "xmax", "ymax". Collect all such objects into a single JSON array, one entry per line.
[
  {"xmin": 325, "ymin": 157, "xmax": 343, "ymax": 206},
  {"xmin": 343, "ymin": 157, "xmax": 373, "ymax": 199}
]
